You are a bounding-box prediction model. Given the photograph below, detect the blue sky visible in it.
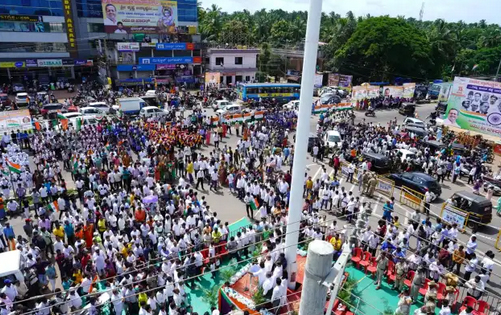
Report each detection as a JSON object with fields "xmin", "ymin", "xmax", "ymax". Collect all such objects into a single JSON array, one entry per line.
[{"xmin": 200, "ymin": 0, "xmax": 501, "ymax": 24}]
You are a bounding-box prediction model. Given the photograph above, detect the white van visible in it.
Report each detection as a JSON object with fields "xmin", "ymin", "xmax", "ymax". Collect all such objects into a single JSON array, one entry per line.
[
  {"xmin": 0, "ymin": 250, "xmax": 28, "ymax": 298},
  {"xmin": 324, "ymin": 130, "xmax": 342, "ymax": 148},
  {"xmin": 118, "ymin": 97, "xmax": 145, "ymax": 115}
]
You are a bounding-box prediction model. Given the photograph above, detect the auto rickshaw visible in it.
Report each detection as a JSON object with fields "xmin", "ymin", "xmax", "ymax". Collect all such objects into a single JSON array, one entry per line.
[{"xmin": 398, "ymin": 103, "xmax": 416, "ymax": 117}]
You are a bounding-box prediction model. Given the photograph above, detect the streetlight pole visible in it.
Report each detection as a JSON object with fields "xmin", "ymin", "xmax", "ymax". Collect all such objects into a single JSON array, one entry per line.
[{"xmin": 284, "ymin": 0, "xmax": 323, "ymax": 290}]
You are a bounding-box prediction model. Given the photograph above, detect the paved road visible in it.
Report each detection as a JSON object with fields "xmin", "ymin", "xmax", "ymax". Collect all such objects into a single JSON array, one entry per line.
[{"xmin": 6, "ymin": 102, "xmax": 501, "ymax": 297}]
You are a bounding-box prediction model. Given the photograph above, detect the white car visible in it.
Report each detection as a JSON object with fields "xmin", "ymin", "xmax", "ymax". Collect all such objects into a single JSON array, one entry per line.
[
  {"xmin": 395, "ymin": 148, "xmax": 417, "ymax": 163},
  {"xmin": 139, "ymin": 106, "xmax": 170, "ymax": 119},
  {"xmin": 403, "ymin": 117, "xmax": 426, "ymax": 129},
  {"xmin": 15, "ymin": 93, "xmax": 29, "ymax": 105},
  {"xmin": 212, "ymin": 100, "xmax": 232, "ymax": 111},
  {"xmin": 62, "ymin": 112, "xmax": 83, "ymax": 119},
  {"xmin": 216, "ymin": 104, "xmax": 242, "ymax": 116},
  {"xmin": 145, "ymin": 90, "xmax": 156, "ymax": 96},
  {"xmin": 284, "ymin": 100, "xmax": 300, "ymax": 111},
  {"xmin": 88, "ymin": 102, "xmax": 115, "ymax": 114},
  {"xmin": 324, "ymin": 130, "xmax": 342, "ymax": 148},
  {"xmin": 80, "ymin": 107, "xmax": 105, "ymax": 119}
]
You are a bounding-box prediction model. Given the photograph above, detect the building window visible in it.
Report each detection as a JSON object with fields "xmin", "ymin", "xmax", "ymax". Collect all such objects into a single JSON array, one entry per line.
[
  {"xmin": 215, "ymin": 57, "xmax": 224, "ymax": 66},
  {"xmin": 49, "ymin": 23, "xmax": 64, "ymax": 32},
  {"xmin": 235, "ymin": 57, "xmax": 243, "ymax": 65},
  {"xmin": 245, "ymin": 76, "xmax": 251, "ymax": 82},
  {"xmin": 88, "ymin": 23, "xmax": 105, "ymax": 33}
]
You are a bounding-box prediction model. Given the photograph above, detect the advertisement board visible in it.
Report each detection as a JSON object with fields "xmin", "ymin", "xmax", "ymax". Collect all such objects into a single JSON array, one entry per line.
[
  {"xmin": 139, "ymin": 57, "xmax": 192, "ymax": 64},
  {"xmin": 0, "ymin": 15, "xmax": 43, "ymax": 22},
  {"xmin": 351, "ymin": 86, "xmax": 368, "ymax": 101},
  {"xmin": 156, "ymin": 43, "xmax": 194, "ymax": 50},
  {"xmin": 383, "ymin": 86, "xmax": 404, "ymax": 98},
  {"xmin": 443, "ymin": 77, "xmax": 501, "ymax": 136},
  {"xmin": 62, "ymin": 0, "xmax": 78, "ymax": 58},
  {"xmin": 328, "ymin": 73, "xmax": 340, "ymax": 86},
  {"xmin": 367, "ymin": 86, "xmax": 380, "ymax": 99},
  {"xmin": 117, "ymin": 42, "xmax": 140, "ymax": 52},
  {"xmin": 314, "ymin": 74, "xmax": 323, "ymax": 88},
  {"xmin": 0, "ymin": 110, "xmax": 32, "ymax": 131},
  {"xmin": 205, "ymin": 72, "xmax": 220, "ymax": 87},
  {"xmin": 441, "ymin": 204, "xmax": 467, "ymax": 231},
  {"xmin": 402, "ymin": 83, "xmax": 416, "ymax": 99},
  {"xmin": 438, "ymin": 82, "xmax": 453, "ymax": 102},
  {"xmin": 338, "ymin": 74, "xmax": 352, "ymax": 88},
  {"xmin": 74, "ymin": 60, "xmax": 94, "ymax": 66},
  {"xmin": 37, "ymin": 59, "xmax": 63, "ymax": 67},
  {"xmin": 102, "ymin": 0, "xmax": 178, "ymax": 34},
  {"xmin": 0, "ymin": 62, "xmax": 25, "ymax": 68}
]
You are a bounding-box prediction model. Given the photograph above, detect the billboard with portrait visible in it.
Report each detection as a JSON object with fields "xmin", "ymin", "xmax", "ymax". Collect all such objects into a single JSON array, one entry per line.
[
  {"xmin": 402, "ymin": 83, "xmax": 416, "ymax": 99},
  {"xmin": 102, "ymin": 0, "xmax": 178, "ymax": 34},
  {"xmin": 351, "ymin": 86, "xmax": 368, "ymax": 101},
  {"xmin": 328, "ymin": 73, "xmax": 339, "ymax": 86},
  {"xmin": 438, "ymin": 82, "xmax": 453, "ymax": 102},
  {"xmin": 383, "ymin": 86, "xmax": 404, "ymax": 98},
  {"xmin": 443, "ymin": 77, "xmax": 501, "ymax": 136},
  {"xmin": 205, "ymin": 72, "xmax": 220, "ymax": 88},
  {"xmin": 338, "ymin": 74, "xmax": 352, "ymax": 88}
]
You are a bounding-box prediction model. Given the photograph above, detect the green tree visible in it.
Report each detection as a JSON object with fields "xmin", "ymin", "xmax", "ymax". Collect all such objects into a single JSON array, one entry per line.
[
  {"xmin": 334, "ymin": 16, "xmax": 434, "ymax": 81},
  {"xmin": 219, "ymin": 19, "xmax": 251, "ymax": 45},
  {"xmin": 269, "ymin": 19, "xmax": 294, "ymax": 46}
]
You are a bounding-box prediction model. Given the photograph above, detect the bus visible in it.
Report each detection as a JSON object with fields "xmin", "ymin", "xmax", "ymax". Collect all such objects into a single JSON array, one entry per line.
[{"xmin": 237, "ymin": 83, "xmax": 300, "ymax": 102}]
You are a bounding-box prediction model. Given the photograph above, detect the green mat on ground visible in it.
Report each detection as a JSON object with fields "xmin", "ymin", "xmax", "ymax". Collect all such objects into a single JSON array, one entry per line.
[
  {"xmin": 345, "ymin": 266, "xmax": 441, "ymax": 315},
  {"xmin": 186, "ymin": 217, "xmax": 252, "ymax": 314}
]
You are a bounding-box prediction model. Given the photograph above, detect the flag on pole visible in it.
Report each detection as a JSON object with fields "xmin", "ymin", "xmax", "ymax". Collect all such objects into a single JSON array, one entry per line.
[
  {"xmin": 76, "ymin": 118, "xmax": 82, "ymax": 131},
  {"xmin": 0, "ymin": 165, "xmax": 8, "ymax": 176},
  {"xmin": 472, "ymin": 64, "xmax": 479, "ymax": 71},
  {"xmin": 6, "ymin": 160, "xmax": 21, "ymax": 174},
  {"xmin": 60, "ymin": 119, "xmax": 69, "ymax": 131},
  {"xmin": 34, "ymin": 121, "xmax": 41, "ymax": 131},
  {"xmin": 249, "ymin": 197, "xmax": 260, "ymax": 211},
  {"xmin": 57, "ymin": 113, "xmax": 66, "ymax": 120},
  {"xmin": 47, "ymin": 200, "xmax": 58, "ymax": 212}
]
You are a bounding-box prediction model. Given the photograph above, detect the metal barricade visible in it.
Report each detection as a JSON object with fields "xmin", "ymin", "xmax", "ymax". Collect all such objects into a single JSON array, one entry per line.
[
  {"xmin": 495, "ymin": 229, "xmax": 501, "ymax": 251},
  {"xmin": 399, "ymin": 186, "xmax": 424, "ymax": 211}
]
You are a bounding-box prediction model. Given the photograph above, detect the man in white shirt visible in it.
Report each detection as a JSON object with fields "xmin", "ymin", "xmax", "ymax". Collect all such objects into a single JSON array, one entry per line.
[{"xmin": 465, "ymin": 276, "xmax": 485, "ymax": 299}]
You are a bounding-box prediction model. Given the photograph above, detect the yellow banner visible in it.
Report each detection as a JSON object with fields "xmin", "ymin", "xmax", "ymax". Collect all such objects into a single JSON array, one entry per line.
[{"xmin": 0, "ymin": 62, "xmax": 25, "ymax": 68}]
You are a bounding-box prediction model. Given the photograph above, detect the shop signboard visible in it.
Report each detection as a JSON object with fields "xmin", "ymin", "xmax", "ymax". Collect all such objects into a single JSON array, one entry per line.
[
  {"xmin": 37, "ymin": 59, "xmax": 63, "ymax": 67},
  {"xmin": 26, "ymin": 59, "xmax": 37, "ymax": 67},
  {"xmin": 101, "ymin": 0, "xmax": 178, "ymax": 34},
  {"xmin": 0, "ymin": 15, "xmax": 43, "ymax": 22},
  {"xmin": 443, "ymin": 77, "xmax": 501, "ymax": 136},
  {"xmin": 0, "ymin": 62, "xmax": 25, "ymax": 68},
  {"xmin": 139, "ymin": 57, "xmax": 193, "ymax": 64},
  {"xmin": 74, "ymin": 60, "xmax": 94, "ymax": 66},
  {"xmin": 117, "ymin": 42, "xmax": 140, "ymax": 52},
  {"xmin": 62, "ymin": 0, "xmax": 78, "ymax": 57},
  {"xmin": 156, "ymin": 64, "xmax": 177, "ymax": 70},
  {"xmin": 156, "ymin": 43, "xmax": 194, "ymax": 50}
]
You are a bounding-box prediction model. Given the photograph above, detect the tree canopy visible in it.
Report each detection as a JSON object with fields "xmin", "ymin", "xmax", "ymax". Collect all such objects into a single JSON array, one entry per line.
[{"xmin": 198, "ymin": 4, "xmax": 501, "ymax": 82}]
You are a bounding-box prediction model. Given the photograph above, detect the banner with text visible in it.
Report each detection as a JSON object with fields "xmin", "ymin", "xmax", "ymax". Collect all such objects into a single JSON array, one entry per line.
[
  {"xmin": 383, "ymin": 86, "xmax": 404, "ymax": 98},
  {"xmin": 402, "ymin": 83, "xmax": 416, "ymax": 99},
  {"xmin": 443, "ymin": 76, "xmax": 501, "ymax": 137},
  {"xmin": 205, "ymin": 72, "xmax": 220, "ymax": 88},
  {"xmin": 0, "ymin": 110, "xmax": 32, "ymax": 131},
  {"xmin": 102, "ymin": 0, "xmax": 178, "ymax": 34},
  {"xmin": 438, "ymin": 82, "xmax": 453, "ymax": 102}
]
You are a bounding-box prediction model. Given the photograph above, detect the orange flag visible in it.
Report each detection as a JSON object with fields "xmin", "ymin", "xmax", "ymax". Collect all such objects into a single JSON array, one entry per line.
[
  {"xmin": 34, "ymin": 122, "xmax": 41, "ymax": 131},
  {"xmin": 60, "ymin": 119, "xmax": 69, "ymax": 131}
]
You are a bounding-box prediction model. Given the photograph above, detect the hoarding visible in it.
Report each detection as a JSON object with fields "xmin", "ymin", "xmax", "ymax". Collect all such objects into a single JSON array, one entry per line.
[
  {"xmin": 117, "ymin": 42, "xmax": 140, "ymax": 52},
  {"xmin": 383, "ymin": 86, "xmax": 404, "ymax": 98},
  {"xmin": 438, "ymin": 82, "xmax": 453, "ymax": 102},
  {"xmin": 338, "ymin": 74, "xmax": 352, "ymax": 88},
  {"xmin": 443, "ymin": 77, "xmax": 501, "ymax": 136},
  {"xmin": 314, "ymin": 74, "xmax": 323, "ymax": 88},
  {"xmin": 403, "ymin": 83, "xmax": 416, "ymax": 99},
  {"xmin": 328, "ymin": 73, "xmax": 340, "ymax": 86},
  {"xmin": 0, "ymin": 110, "xmax": 32, "ymax": 131},
  {"xmin": 351, "ymin": 86, "xmax": 368, "ymax": 101},
  {"xmin": 102, "ymin": 0, "xmax": 178, "ymax": 34},
  {"xmin": 205, "ymin": 72, "xmax": 220, "ymax": 87}
]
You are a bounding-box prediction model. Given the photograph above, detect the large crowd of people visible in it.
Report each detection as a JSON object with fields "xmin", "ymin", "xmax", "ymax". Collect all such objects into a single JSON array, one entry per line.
[{"xmin": 0, "ymin": 84, "xmax": 497, "ymax": 315}]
